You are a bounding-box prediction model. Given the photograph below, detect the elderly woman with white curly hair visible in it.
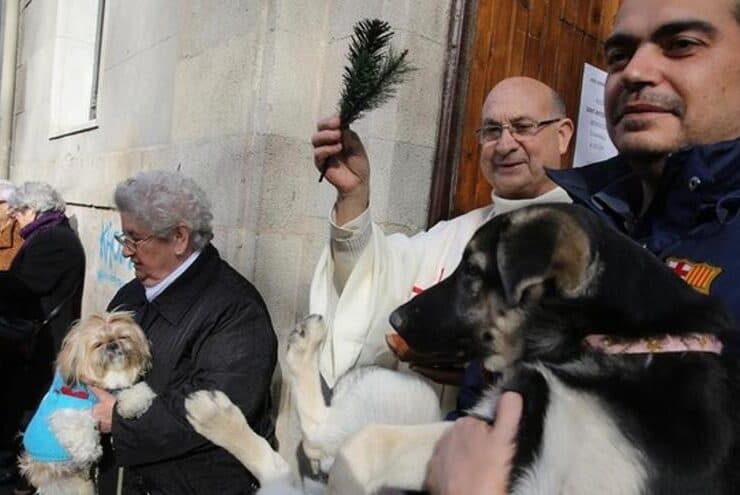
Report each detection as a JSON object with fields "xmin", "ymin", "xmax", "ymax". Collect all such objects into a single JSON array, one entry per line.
[
  {"xmin": 92, "ymin": 170, "xmax": 278, "ymax": 495},
  {"xmin": 0, "ymin": 181, "xmax": 85, "ymax": 490}
]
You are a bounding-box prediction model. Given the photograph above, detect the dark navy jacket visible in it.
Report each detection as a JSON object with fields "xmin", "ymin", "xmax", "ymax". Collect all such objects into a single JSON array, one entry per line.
[{"xmin": 549, "ymin": 138, "xmax": 740, "ymax": 354}]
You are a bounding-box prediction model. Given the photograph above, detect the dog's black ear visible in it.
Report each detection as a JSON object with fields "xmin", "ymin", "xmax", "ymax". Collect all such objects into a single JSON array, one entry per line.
[
  {"xmin": 496, "ymin": 209, "xmax": 594, "ymax": 306},
  {"xmin": 496, "ymin": 220, "xmax": 555, "ymax": 306}
]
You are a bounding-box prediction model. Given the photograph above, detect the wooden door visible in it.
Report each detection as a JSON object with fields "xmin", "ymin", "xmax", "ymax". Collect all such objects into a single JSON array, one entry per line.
[{"xmin": 429, "ymin": 0, "xmax": 621, "ymax": 223}]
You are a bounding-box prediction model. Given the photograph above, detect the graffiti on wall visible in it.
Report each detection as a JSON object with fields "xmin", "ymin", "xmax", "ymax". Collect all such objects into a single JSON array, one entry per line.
[{"xmin": 97, "ymin": 221, "xmax": 132, "ymax": 288}]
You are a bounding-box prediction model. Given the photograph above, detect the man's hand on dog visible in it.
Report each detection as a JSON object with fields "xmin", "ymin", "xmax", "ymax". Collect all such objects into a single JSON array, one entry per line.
[
  {"xmin": 426, "ymin": 391, "xmax": 522, "ymax": 495},
  {"xmin": 90, "ymin": 386, "xmax": 116, "ymax": 433},
  {"xmin": 312, "ymin": 115, "xmax": 370, "ymax": 225}
]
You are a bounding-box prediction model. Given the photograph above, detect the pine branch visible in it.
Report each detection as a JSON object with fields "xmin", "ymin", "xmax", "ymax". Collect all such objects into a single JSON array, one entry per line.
[
  {"xmin": 319, "ymin": 19, "xmax": 415, "ymax": 181},
  {"xmin": 338, "ymin": 19, "xmax": 416, "ymax": 126}
]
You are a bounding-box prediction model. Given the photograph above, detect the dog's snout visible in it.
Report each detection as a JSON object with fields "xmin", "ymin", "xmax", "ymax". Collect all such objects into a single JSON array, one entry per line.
[
  {"xmin": 389, "ymin": 308, "xmax": 406, "ymax": 332},
  {"xmin": 106, "ymin": 341, "xmax": 120, "ymax": 352}
]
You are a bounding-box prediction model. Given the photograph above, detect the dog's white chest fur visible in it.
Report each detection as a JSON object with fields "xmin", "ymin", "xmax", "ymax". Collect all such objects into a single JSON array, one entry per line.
[{"xmin": 512, "ymin": 366, "xmax": 647, "ymax": 495}]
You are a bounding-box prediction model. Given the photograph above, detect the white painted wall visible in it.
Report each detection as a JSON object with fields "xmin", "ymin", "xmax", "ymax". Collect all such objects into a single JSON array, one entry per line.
[{"xmin": 10, "ymin": 0, "xmax": 451, "ymax": 350}]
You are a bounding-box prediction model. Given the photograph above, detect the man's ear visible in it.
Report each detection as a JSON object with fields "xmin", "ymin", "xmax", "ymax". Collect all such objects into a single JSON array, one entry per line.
[
  {"xmin": 496, "ymin": 209, "xmax": 593, "ymax": 305},
  {"xmin": 556, "ymin": 118, "xmax": 574, "ymax": 156}
]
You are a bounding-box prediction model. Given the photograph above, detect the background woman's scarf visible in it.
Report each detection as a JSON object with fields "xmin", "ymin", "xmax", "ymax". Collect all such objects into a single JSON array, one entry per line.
[{"xmin": 20, "ymin": 211, "xmax": 67, "ymax": 240}]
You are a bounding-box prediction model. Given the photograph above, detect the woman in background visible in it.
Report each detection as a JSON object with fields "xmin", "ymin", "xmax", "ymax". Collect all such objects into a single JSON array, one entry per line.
[
  {"xmin": 0, "ymin": 180, "xmax": 22, "ymax": 270},
  {"xmin": 0, "ymin": 181, "xmax": 85, "ymax": 351}
]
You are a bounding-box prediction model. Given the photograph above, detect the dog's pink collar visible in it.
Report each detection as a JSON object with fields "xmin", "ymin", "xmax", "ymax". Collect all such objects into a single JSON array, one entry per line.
[{"xmin": 584, "ymin": 333, "xmax": 723, "ymax": 355}]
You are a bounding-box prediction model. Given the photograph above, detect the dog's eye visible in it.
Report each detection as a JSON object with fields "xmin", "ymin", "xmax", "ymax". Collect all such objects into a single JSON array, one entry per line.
[{"xmin": 463, "ymin": 260, "xmax": 480, "ymax": 276}]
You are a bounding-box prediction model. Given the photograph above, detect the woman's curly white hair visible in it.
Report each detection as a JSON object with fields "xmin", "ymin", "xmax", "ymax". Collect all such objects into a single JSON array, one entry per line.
[
  {"xmin": 114, "ymin": 170, "xmax": 214, "ymax": 250},
  {"xmin": 9, "ymin": 181, "xmax": 66, "ymax": 214}
]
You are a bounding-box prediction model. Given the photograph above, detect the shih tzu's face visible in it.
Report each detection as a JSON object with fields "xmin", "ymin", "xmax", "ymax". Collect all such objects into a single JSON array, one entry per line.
[{"xmin": 57, "ymin": 311, "xmax": 152, "ymax": 390}]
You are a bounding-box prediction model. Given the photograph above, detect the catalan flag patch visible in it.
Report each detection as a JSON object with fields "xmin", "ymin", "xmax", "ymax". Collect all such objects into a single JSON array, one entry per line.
[{"xmin": 665, "ymin": 257, "xmax": 723, "ymax": 295}]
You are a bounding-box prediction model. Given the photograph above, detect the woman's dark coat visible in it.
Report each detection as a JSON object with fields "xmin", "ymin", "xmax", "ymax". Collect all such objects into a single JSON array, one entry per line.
[{"xmin": 99, "ymin": 243, "xmax": 277, "ymax": 495}]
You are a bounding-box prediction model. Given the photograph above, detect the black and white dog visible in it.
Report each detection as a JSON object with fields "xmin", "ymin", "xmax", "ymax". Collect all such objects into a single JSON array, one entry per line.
[{"xmin": 332, "ymin": 203, "xmax": 740, "ymax": 494}]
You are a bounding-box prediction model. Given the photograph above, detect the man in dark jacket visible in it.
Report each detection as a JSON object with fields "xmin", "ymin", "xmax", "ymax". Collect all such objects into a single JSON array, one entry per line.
[
  {"xmin": 548, "ymin": 0, "xmax": 740, "ymax": 352},
  {"xmin": 93, "ymin": 171, "xmax": 277, "ymax": 495}
]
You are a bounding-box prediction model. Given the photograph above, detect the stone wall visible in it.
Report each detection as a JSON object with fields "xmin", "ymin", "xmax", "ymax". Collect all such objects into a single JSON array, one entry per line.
[{"xmin": 10, "ymin": 0, "xmax": 451, "ymax": 344}]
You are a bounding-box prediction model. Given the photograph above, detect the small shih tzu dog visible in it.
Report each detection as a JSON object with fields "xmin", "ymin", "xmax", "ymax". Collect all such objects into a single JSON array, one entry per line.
[{"xmin": 19, "ymin": 311, "xmax": 156, "ymax": 495}]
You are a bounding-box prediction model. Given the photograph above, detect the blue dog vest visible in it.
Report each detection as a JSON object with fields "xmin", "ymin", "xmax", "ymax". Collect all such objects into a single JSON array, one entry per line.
[{"xmin": 23, "ymin": 371, "xmax": 99, "ymax": 462}]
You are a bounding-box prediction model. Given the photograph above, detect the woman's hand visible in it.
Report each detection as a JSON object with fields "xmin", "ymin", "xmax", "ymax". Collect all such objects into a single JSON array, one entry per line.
[{"xmin": 90, "ymin": 385, "xmax": 117, "ymax": 434}]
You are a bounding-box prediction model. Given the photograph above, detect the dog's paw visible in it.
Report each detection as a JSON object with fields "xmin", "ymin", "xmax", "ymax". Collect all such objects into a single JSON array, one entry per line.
[
  {"xmin": 185, "ymin": 390, "xmax": 248, "ymax": 449},
  {"xmin": 299, "ymin": 439, "xmax": 333, "ymax": 476},
  {"xmin": 301, "ymin": 314, "xmax": 327, "ymax": 345},
  {"xmin": 48, "ymin": 409, "xmax": 102, "ymax": 465},
  {"xmin": 285, "ymin": 315, "xmax": 326, "ymax": 371},
  {"xmin": 116, "ymin": 381, "xmax": 157, "ymax": 419}
]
